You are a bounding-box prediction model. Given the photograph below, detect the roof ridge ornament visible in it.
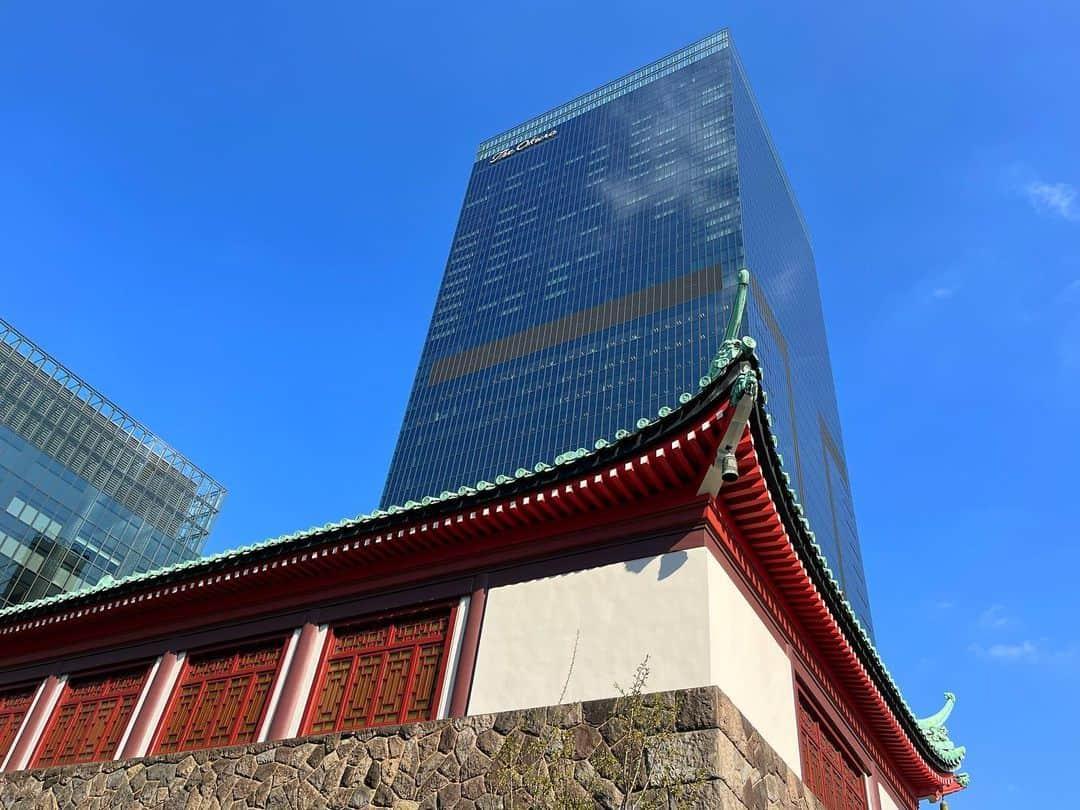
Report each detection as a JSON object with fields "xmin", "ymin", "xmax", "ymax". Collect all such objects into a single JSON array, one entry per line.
[
  {"xmin": 723, "ymin": 268, "xmax": 750, "ymax": 343},
  {"xmin": 917, "ymin": 692, "xmax": 967, "ymax": 771},
  {"xmin": 698, "ymin": 270, "xmax": 759, "ymax": 496},
  {"xmin": 699, "ymin": 269, "xmax": 756, "ymax": 389},
  {"xmin": 918, "ymin": 691, "xmax": 956, "ymax": 730}
]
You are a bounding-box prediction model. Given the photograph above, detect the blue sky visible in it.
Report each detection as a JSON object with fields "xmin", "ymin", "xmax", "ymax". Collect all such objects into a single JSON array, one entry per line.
[{"xmin": 2, "ymin": 2, "xmax": 1076, "ymax": 805}]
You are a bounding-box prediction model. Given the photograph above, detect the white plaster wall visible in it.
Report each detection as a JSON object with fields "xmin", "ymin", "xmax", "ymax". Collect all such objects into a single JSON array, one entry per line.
[
  {"xmin": 469, "ymin": 547, "xmax": 800, "ymax": 779},
  {"xmin": 469, "ymin": 548, "xmax": 713, "ymax": 714},
  {"xmin": 877, "ymin": 781, "xmax": 903, "ymax": 810},
  {"xmin": 704, "ymin": 553, "xmax": 801, "ymax": 777}
]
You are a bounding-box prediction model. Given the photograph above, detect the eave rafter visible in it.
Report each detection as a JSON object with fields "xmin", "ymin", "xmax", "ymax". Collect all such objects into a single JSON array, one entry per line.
[
  {"xmin": 0, "ymin": 408, "xmax": 721, "ymax": 656},
  {"xmin": 713, "ymin": 412, "xmax": 966, "ymax": 800}
]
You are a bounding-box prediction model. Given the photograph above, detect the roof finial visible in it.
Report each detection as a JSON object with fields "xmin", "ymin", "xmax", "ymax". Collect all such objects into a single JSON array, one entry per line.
[
  {"xmin": 918, "ymin": 692, "xmax": 957, "ymax": 730},
  {"xmin": 917, "ymin": 692, "xmax": 967, "ymax": 770},
  {"xmin": 722, "ymin": 268, "xmax": 750, "ymax": 343},
  {"xmin": 698, "ymin": 270, "xmax": 756, "ymax": 390}
]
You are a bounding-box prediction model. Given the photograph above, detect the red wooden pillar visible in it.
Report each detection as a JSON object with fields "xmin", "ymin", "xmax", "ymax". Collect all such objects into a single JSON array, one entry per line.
[
  {"xmin": 265, "ymin": 622, "xmax": 327, "ymax": 741},
  {"xmin": 117, "ymin": 651, "xmax": 185, "ymax": 760},
  {"xmin": 1, "ymin": 674, "xmax": 66, "ymax": 773},
  {"xmin": 448, "ymin": 577, "xmax": 488, "ymax": 717}
]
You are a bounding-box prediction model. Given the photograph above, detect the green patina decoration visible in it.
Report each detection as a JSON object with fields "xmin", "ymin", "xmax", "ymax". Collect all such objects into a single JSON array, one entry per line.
[
  {"xmin": 724, "ymin": 269, "xmax": 750, "ymax": 341},
  {"xmin": 917, "ymin": 692, "xmax": 956, "ymax": 730},
  {"xmin": 730, "ymin": 364, "xmax": 759, "ymax": 406},
  {"xmin": 917, "ymin": 693, "xmax": 967, "ymax": 769},
  {"xmin": 699, "ymin": 269, "xmax": 754, "ymax": 389}
]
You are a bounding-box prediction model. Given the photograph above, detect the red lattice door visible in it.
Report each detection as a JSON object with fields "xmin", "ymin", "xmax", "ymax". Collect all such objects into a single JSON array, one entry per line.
[
  {"xmin": 0, "ymin": 686, "xmax": 36, "ymax": 764},
  {"xmin": 797, "ymin": 695, "xmax": 868, "ymax": 810},
  {"xmin": 154, "ymin": 639, "xmax": 287, "ymax": 754},
  {"xmin": 33, "ymin": 668, "xmax": 149, "ymax": 768},
  {"xmin": 304, "ymin": 608, "xmax": 455, "ymax": 734}
]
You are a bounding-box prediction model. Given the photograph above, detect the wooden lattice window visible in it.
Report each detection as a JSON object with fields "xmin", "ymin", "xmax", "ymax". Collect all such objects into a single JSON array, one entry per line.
[
  {"xmin": 0, "ymin": 686, "xmax": 36, "ymax": 764},
  {"xmin": 33, "ymin": 667, "xmax": 149, "ymax": 768},
  {"xmin": 797, "ymin": 693, "xmax": 868, "ymax": 810},
  {"xmin": 303, "ymin": 607, "xmax": 455, "ymax": 735},
  {"xmin": 154, "ymin": 639, "xmax": 286, "ymax": 755}
]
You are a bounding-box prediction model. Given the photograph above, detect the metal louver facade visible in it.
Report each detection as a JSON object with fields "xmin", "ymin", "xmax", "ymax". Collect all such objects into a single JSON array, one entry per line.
[{"xmin": 0, "ymin": 319, "xmax": 225, "ymax": 609}]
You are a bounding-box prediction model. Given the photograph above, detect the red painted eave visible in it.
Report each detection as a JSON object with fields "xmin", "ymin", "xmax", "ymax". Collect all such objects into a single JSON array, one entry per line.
[
  {"xmin": 0, "ymin": 410, "xmax": 726, "ymax": 666},
  {"xmin": 0, "ymin": 392, "xmax": 963, "ymax": 798},
  {"xmin": 715, "ymin": 424, "xmax": 963, "ymax": 800}
]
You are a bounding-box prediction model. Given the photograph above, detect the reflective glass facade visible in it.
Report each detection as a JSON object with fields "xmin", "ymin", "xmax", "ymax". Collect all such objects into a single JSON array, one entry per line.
[
  {"xmin": 382, "ymin": 30, "xmax": 873, "ymax": 633},
  {"xmin": 0, "ymin": 320, "xmax": 225, "ymax": 609}
]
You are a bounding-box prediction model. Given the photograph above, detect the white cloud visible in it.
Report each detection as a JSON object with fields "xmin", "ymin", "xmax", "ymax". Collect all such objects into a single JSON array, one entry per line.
[
  {"xmin": 986, "ymin": 641, "xmax": 1038, "ymax": 660},
  {"xmin": 969, "ymin": 638, "xmax": 1079, "ymax": 666},
  {"xmin": 978, "ymin": 604, "xmax": 1016, "ymax": 630},
  {"xmin": 1024, "ymin": 180, "xmax": 1080, "ymax": 221},
  {"xmin": 969, "ymin": 640, "xmax": 1038, "ymax": 661}
]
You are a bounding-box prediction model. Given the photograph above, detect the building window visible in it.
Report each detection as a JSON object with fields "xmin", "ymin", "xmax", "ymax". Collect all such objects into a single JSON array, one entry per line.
[
  {"xmin": 797, "ymin": 693, "xmax": 868, "ymax": 810},
  {"xmin": 154, "ymin": 639, "xmax": 287, "ymax": 754},
  {"xmin": 0, "ymin": 686, "xmax": 36, "ymax": 763},
  {"xmin": 303, "ymin": 608, "xmax": 456, "ymax": 734},
  {"xmin": 33, "ymin": 667, "xmax": 149, "ymax": 767}
]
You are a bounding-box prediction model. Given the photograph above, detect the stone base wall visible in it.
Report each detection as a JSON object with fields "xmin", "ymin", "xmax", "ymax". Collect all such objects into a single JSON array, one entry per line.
[{"xmin": 0, "ymin": 686, "xmax": 822, "ymax": 809}]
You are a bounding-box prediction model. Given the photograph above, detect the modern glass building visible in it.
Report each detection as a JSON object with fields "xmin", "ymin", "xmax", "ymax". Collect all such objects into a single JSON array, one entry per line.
[
  {"xmin": 381, "ymin": 30, "xmax": 873, "ymax": 633},
  {"xmin": 0, "ymin": 319, "xmax": 225, "ymax": 609}
]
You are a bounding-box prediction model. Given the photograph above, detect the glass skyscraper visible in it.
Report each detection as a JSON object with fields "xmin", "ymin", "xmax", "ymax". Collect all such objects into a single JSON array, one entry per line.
[
  {"xmin": 0, "ymin": 319, "xmax": 225, "ymax": 609},
  {"xmin": 381, "ymin": 30, "xmax": 873, "ymax": 633}
]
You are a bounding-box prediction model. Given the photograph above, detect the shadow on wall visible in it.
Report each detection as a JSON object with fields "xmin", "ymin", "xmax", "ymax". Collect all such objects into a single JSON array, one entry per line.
[{"xmin": 623, "ymin": 551, "xmax": 688, "ymax": 581}]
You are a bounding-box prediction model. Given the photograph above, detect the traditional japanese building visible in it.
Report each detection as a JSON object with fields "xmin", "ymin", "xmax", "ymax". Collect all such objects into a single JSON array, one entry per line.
[{"xmin": 0, "ymin": 276, "xmax": 966, "ymax": 809}]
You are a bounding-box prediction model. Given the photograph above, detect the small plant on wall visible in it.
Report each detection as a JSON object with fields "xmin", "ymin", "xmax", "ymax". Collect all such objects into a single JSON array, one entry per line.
[{"xmin": 489, "ymin": 653, "xmax": 708, "ymax": 809}]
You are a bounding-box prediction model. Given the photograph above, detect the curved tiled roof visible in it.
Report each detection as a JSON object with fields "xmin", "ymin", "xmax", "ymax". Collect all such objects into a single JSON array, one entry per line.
[{"xmin": 0, "ymin": 273, "xmax": 966, "ymax": 791}]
